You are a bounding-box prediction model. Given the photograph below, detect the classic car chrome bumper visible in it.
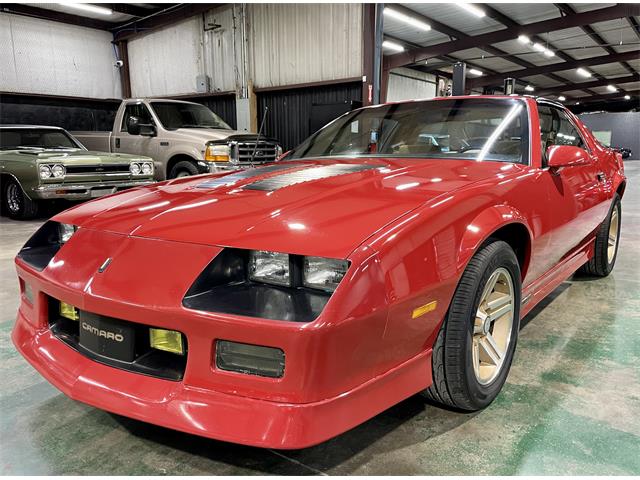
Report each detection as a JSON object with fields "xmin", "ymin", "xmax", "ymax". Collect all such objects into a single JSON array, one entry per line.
[{"xmin": 31, "ymin": 180, "xmax": 154, "ymax": 200}]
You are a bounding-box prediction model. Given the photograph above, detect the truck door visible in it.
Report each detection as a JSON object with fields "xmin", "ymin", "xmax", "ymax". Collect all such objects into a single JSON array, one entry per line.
[
  {"xmin": 536, "ymin": 103, "xmax": 609, "ymax": 271},
  {"xmin": 112, "ymin": 102, "xmax": 159, "ymax": 163}
]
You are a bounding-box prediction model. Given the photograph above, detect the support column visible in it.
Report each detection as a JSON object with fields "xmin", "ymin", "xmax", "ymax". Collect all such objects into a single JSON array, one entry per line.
[
  {"xmin": 452, "ymin": 61, "xmax": 466, "ymax": 96},
  {"xmin": 114, "ymin": 40, "xmax": 132, "ymax": 98},
  {"xmin": 362, "ymin": 4, "xmax": 376, "ymax": 106},
  {"xmin": 234, "ymin": 4, "xmax": 257, "ymax": 132},
  {"xmin": 372, "ymin": 3, "xmax": 384, "ymax": 105},
  {"xmin": 504, "ymin": 77, "xmax": 516, "ymax": 95}
]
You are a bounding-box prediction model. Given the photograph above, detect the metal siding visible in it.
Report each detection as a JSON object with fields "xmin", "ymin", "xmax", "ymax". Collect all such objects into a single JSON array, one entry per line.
[
  {"xmin": 0, "ymin": 13, "xmax": 122, "ymax": 99},
  {"xmin": 257, "ymin": 82, "xmax": 363, "ymax": 150},
  {"xmin": 249, "ymin": 4, "xmax": 363, "ymax": 89},
  {"xmin": 386, "ymin": 67, "xmax": 437, "ymax": 102}
]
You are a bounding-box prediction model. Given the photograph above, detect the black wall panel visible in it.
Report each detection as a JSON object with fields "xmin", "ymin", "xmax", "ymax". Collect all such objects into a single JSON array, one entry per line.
[{"xmin": 257, "ymin": 82, "xmax": 363, "ymax": 151}]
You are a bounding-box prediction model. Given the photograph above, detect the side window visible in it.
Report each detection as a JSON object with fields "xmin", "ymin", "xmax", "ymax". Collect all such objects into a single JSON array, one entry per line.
[
  {"xmin": 554, "ymin": 109, "xmax": 585, "ymax": 149},
  {"xmin": 121, "ymin": 104, "xmax": 152, "ymax": 132},
  {"xmin": 538, "ymin": 104, "xmax": 586, "ymax": 166}
]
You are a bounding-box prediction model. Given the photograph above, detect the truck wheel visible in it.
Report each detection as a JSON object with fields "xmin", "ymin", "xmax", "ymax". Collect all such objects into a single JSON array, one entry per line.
[
  {"xmin": 578, "ymin": 194, "xmax": 621, "ymax": 277},
  {"xmin": 424, "ymin": 240, "xmax": 521, "ymax": 411},
  {"xmin": 2, "ymin": 178, "xmax": 39, "ymax": 220},
  {"xmin": 169, "ymin": 161, "xmax": 199, "ymax": 179}
]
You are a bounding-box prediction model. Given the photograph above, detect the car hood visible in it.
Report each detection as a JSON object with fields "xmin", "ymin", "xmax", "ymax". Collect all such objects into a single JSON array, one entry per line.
[
  {"xmin": 168, "ymin": 127, "xmax": 240, "ymax": 143},
  {"xmin": 56, "ymin": 158, "xmax": 518, "ymax": 258},
  {"xmin": 15, "ymin": 148, "xmax": 149, "ymax": 164}
]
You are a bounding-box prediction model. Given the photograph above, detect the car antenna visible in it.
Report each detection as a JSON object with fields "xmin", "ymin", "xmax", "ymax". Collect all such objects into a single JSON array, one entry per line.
[{"xmin": 248, "ymin": 106, "xmax": 269, "ymax": 168}]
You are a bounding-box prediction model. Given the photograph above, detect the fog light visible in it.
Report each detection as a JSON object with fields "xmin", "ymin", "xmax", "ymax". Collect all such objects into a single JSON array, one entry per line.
[
  {"xmin": 149, "ymin": 328, "xmax": 184, "ymax": 355},
  {"xmin": 60, "ymin": 301, "xmax": 79, "ymax": 321},
  {"xmin": 216, "ymin": 340, "xmax": 284, "ymax": 378}
]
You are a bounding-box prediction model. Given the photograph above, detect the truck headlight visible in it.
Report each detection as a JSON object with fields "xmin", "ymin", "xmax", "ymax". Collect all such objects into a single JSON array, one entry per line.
[
  {"xmin": 39, "ymin": 165, "xmax": 52, "ymax": 179},
  {"xmin": 205, "ymin": 144, "xmax": 231, "ymax": 162},
  {"xmin": 249, "ymin": 250, "xmax": 290, "ymax": 286},
  {"xmin": 303, "ymin": 257, "xmax": 349, "ymax": 292}
]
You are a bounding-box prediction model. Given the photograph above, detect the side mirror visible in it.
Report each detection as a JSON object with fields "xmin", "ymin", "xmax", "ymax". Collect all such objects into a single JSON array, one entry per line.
[
  {"xmin": 547, "ymin": 145, "xmax": 590, "ymax": 170},
  {"xmin": 127, "ymin": 116, "xmax": 156, "ymax": 137}
]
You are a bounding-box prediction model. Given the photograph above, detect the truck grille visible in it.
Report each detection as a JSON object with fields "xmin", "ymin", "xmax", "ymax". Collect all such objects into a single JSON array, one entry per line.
[
  {"xmin": 65, "ymin": 164, "xmax": 131, "ymax": 174},
  {"xmin": 235, "ymin": 141, "xmax": 279, "ymax": 164}
]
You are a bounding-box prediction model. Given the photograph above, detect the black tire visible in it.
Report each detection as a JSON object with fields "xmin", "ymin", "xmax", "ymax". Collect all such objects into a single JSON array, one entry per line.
[
  {"xmin": 2, "ymin": 178, "xmax": 39, "ymax": 220},
  {"xmin": 424, "ymin": 240, "xmax": 521, "ymax": 411},
  {"xmin": 169, "ymin": 161, "xmax": 199, "ymax": 179},
  {"xmin": 578, "ymin": 194, "xmax": 621, "ymax": 277}
]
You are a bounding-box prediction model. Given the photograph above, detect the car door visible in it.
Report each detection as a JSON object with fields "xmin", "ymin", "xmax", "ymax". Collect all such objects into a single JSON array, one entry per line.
[
  {"xmin": 112, "ymin": 102, "xmax": 159, "ymax": 161},
  {"xmin": 536, "ymin": 103, "xmax": 609, "ymax": 271}
]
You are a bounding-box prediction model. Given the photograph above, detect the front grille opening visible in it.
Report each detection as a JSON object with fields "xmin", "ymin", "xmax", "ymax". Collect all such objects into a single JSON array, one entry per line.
[
  {"xmin": 236, "ymin": 141, "xmax": 279, "ymax": 164},
  {"xmin": 47, "ymin": 297, "xmax": 187, "ymax": 381}
]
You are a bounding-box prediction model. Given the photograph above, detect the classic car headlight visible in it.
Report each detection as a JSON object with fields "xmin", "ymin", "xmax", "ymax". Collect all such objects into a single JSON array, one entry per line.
[
  {"xmin": 141, "ymin": 162, "xmax": 153, "ymax": 175},
  {"xmin": 51, "ymin": 164, "xmax": 65, "ymax": 178},
  {"xmin": 130, "ymin": 162, "xmax": 141, "ymax": 175},
  {"xmin": 205, "ymin": 144, "xmax": 231, "ymax": 162},
  {"xmin": 249, "ymin": 250, "xmax": 291, "ymax": 286},
  {"xmin": 17, "ymin": 221, "xmax": 78, "ymax": 271},
  {"xmin": 303, "ymin": 257, "xmax": 349, "ymax": 292},
  {"xmin": 39, "ymin": 165, "xmax": 52, "ymax": 179}
]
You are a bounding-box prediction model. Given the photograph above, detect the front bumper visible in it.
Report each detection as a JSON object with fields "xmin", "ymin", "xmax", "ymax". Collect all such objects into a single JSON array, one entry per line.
[
  {"xmin": 32, "ymin": 180, "xmax": 154, "ymax": 200},
  {"xmin": 13, "ymin": 309, "xmax": 429, "ymax": 449}
]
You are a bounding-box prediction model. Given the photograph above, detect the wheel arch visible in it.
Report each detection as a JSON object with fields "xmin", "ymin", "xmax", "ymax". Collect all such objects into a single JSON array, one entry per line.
[
  {"xmin": 0, "ymin": 172, "xmax": 32, "ymax": 199},
  {"xmin": 166, "ymin": 154, "xmax": 198, "ymax": 178}
]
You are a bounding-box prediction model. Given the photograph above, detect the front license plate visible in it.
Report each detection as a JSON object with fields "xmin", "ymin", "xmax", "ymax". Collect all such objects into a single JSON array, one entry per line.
[
  {"xmin": 79, "ymin": 311, "xmax": 135, "ymax": 362},
  {"xmin": 90, "ymin": 188, "xmax": 115, "ymax": 198}
]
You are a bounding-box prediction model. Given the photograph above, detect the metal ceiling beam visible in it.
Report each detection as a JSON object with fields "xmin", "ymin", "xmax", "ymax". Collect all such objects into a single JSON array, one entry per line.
[
  {"xmin": 572, "ymin": 89, "xmax": 639, "ymax": 103},
  {"xmin": 384, "ymin": 4, "xmax": 640, "ymax": 70},
  {"xmin": 467, "ymin": 51, "xmax": 640, "ymax": 89},
  {"xmin": 537, "ymin": 74, "xmax": 640, "ymax": 96},
  {"xmin": 0, "ymin": 3, "xmax": 114, "ymax": 30},
  {"xmin": 628, "ymin": 17, "xmax": 640, "ymax": 41}
]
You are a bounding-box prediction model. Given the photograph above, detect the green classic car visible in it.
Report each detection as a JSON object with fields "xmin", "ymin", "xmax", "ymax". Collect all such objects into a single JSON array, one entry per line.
[{"xmin": 1, "ymin": 125, "xmax": 155, "ymax": 219}]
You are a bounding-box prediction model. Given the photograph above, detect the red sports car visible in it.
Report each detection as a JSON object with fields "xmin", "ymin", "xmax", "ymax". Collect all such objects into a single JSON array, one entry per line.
[{"xmin": 13, "ymin": 96, "xmax": 625, "ymax": 449}]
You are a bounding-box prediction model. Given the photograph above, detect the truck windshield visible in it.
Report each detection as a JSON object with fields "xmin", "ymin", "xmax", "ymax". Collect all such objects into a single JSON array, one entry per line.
[
  {"xmin": 0, "ymin": 128, "xmax": 82, "ymax": 150},
  {"xmin": 287, "ymin": 98, "xmax": 529, "ymax": 164},
  {"xmin": 150, "ymin": 102, "xmax": 231, "ymax": 130}
]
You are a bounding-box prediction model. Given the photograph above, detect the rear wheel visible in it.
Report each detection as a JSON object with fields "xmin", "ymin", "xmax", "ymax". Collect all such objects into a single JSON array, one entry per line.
[
  {"xmin": 424, "ymin": 240, "xmax": 521, "ymax": 411},
  {"xmin": 169, "ymin": 161, "xmax": 199, "ymax": 179},
  {"xmin": 578, "ymin": 194, "xmax": 621, "ymax": 277},
  {"xmin": 2, "ymin": 178, "xmax": 39, "ymax": 220}
]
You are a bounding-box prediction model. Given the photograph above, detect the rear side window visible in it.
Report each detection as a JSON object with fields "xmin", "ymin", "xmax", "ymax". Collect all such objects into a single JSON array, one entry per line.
[
  {"xmin": 538, "ymin": 104, "xmax": 587, "ymax": 165},
  {"xmin": 121, "ymin": 104, "xmax": 153, "ymax": 132}
]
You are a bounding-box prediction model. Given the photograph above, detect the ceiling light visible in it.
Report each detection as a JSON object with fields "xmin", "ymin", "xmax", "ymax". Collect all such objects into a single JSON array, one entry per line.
[
  {"xmin": 468, "ymin": 68, "xmax": 483, "ymax": 76},
  {"xmin": 524, "ymin": 85, "xmax": 535, "ymax": 92},
  {"xmin": 576, "ymin": 68, "xmax": 592, "ymax": 78},
  {"xmin": 558, "ymin": 96, "xmax": 566, "ymax": 101},
  {"xmin": 532, "ymin": 43, "xmax": 545, "ymax": 52},
  {"xmin": 60, "ymin": 3, "xmax": 113, "ymax": 15},
  {"xmin": 457, "ymin": 3, "xmax": 486, "ymax": 18},
  {"xmin": 575, "ymin": 101, "xmax": 580, "ymax": 105},
  {"xmin": 624, "ymin": 95, "xmax": 631, "ymax": 100},
  {"xmin": 384, "ymin": 8, "xmax": 431, "ymax": 31},
  {"xmin": 606, "ymin": 85, "xmax": 617, "ymax": 92},
  {"xmin": 382, "ymin": 40, "xmax": 405, "ymax": 53},
  {"xmin": 517, "ymin": 35, "xmax": 530, "ymax": 44},
  {"xmin": 543, "ymin": 49, "xmax": 555, "ymax": 57}
]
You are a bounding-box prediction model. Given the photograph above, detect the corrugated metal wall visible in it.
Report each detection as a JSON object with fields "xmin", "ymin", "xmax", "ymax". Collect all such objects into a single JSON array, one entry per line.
[
  {"xmin": 0, "ymin": 13, "xmax": 122, "ymax": 98},
  {"xmin": 257, "ymin": 82, "xmax": 363, "ymax": 150},
  {"xmin": 249, "ymin": 4, "xmax": 363, "ymax": 89},
  {"xmin": 386, "ymin": 68, "xmax": 437, "ymax": 102}
]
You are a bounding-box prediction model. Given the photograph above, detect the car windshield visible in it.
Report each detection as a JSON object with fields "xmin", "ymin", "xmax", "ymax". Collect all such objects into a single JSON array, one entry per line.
[
  {"xmin": 288, "ymin": 98, "xmax": 529, "ymax": 164},
  {"xmin": 151, "ymin": 102, "xmax": 231, "ymax": 130},
  {"xmin": 0, "ymin": 128, "xmax": 82, "ymax": 150}
]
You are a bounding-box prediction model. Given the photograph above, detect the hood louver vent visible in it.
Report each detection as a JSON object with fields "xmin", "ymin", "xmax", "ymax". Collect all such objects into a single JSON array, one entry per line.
[{"xmin": 196, "ymin": 164, "xmax": 297, "ymax": 189}]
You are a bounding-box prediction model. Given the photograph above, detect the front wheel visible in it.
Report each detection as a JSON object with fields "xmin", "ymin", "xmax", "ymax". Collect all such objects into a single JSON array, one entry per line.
[
  {"xmin": 424, "ymin": 240, "xmax": 521, "ymax": 411},
  {"xmin": 2, "ymin": 178, "xmax": 39, "ymax": 220},
  {"xmin": 169, "ymin": 161, "xmax": 199, "ymax": 179}
]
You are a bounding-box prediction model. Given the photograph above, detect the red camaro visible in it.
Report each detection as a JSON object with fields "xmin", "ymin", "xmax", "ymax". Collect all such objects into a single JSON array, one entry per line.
[{"xmin": 13, "ymin": 96, "xmax": 625, "ymax": 449}]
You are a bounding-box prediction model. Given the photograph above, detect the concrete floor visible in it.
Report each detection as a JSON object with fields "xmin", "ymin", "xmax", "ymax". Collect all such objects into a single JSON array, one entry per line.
[{"xmin": 1, "ymin": 164, "xmax": 639, "ymax": 475}]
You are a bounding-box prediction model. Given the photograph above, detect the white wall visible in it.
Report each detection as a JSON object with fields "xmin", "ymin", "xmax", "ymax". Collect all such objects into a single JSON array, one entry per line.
[
  {"xmin": 249, "ymin": 4, "xmax": 363, "ymax": 89},
  {"xmin": 0, "ymin": 13, "xmax": 122, "ymax": 99},
  {"xmin": 386, "ymin": 68, "xmax": 437, "ymax": 102}
]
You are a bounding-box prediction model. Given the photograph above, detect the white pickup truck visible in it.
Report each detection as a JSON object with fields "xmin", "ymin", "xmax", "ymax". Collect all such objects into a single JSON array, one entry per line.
[{"xmin": 73, "ymin": 98, "xmax": 282, "ymax": 180}]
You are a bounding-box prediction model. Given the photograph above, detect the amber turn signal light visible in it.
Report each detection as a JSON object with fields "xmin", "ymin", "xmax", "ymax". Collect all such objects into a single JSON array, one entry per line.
[{"xmin": 149, "ymin": 328, "xmax": 185, "ymax": 355}]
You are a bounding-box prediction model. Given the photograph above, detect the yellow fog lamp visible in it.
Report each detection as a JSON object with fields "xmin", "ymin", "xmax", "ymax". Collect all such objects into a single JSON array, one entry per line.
[
  {"xmin": 60, "ymin": 301, "xmax": 79, "ymax": 321},
  {"xmin": 205, "ymin": 144, "xmax": 231, "ymax": 162},
  {"xmin": 149, "ymin": 328, "xmax": 185, "ymax": 355}
]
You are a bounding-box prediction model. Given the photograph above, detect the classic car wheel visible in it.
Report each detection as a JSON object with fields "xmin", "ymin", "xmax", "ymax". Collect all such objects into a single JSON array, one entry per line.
[
  {"xmin": 2, "ymin": 178, "xmax": 39, "ymax": 220},
  {"xmin": 169, "ymin": 161, "xmax": 199, "ymax": 179},
  {"xmin": 424, "ymin": 240, "xmax": 521, "ymax": 411},
  {"xmin": 579, "ymin": 194, "xmax": 621, "ymax": 277}
]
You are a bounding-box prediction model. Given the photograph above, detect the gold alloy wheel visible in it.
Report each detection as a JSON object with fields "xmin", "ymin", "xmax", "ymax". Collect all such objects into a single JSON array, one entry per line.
[
  {"xmin": 607, "ymin": 207, "xmax": 619, "ymax": 264},
  {"xmin": 472, "ymin": 267, "xmax": 515, "ymax": 385}
]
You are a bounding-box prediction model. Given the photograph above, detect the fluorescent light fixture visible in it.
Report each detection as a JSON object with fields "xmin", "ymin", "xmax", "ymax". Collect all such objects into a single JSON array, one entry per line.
[
  {"xmin": 606, "ymin": 85, "xmax": 617, "ymax": 92},
  {"xmin": 517, "ymin": 35, "xmax": 530, "ymax": 44},
  {"xmin": 532, "ymin": 42, "xmax": 545, "ymax": 52},
  {"xmin": 524, "ymin": 85, "xmax": 535, "ymax": 92},
  {"xmin": 576, "ymin": 68, "xmax": 592, "ymax": 78},
  {"xmin": 457, "ymin": 3, "xmax": 486, "ymax": 18},
  {"xmin": 384, "ymin": 8, "xmax": 431, "ymax": 31},
  {"xmin": 543, "ymin": 49, "xmax": 555, "ymax": 57},
  {"xmin": 558, "ymin": 96, "xmax": 566, "ymax": 101},
  {"xmin": 624, "ymin": 95, "xmax": 631, "ymax": 100},
  {"xmin": 575, "ymin": 101, "xmax": 580, "ymax": 105},
  {"xmin": 468, "ymin": 68, "xmax": 483, "ymax": 76},
  {"xmin": 382, "ymin": 40, "xmax": 405, "ymax": 53},
  {"xmin": 60, "ymin": 3, "xmax": 113, "ymax": 15}
]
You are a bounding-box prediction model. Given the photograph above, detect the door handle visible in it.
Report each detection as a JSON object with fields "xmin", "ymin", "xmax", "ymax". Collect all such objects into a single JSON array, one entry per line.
[
  {"xmin": 596, "ymin": 172, "xmax": 606, "ymax": 182},
  {"xmin": 115, "ymin": 138, "xmax": 120, "ymax": 149}
]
